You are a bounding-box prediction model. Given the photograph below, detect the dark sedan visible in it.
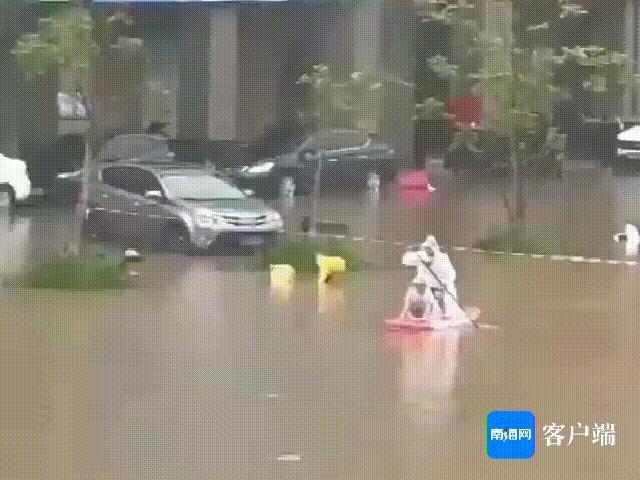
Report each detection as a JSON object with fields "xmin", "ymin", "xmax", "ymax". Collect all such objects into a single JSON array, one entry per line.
[{"xmin": 229, "ymin": 129, "xmax": 397, "ymax": 198}]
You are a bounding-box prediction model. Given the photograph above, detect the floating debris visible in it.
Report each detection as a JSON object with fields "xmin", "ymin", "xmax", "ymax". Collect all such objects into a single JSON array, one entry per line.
[{"xmin": 277, "ymin": 453, "xmax": 302, "ymax": 462}]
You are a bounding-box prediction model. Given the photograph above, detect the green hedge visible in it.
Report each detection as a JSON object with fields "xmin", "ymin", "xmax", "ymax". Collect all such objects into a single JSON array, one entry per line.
[
  {"xmin": 259, "ymin": 239, "xmax": 366, "ymax": 273},
  {"xmin": 28, "ymin": 258, "xmax": 126, "ymax": 290},
  {"xmin": 474, "ymin": 223, "xmax": 565, "ymax": 255}
]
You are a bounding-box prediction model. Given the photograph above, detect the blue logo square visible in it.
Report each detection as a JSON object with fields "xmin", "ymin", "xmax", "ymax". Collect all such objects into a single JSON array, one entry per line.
[{"xmin": 487, "ymin": 410, "xmax": 535, "ymax": 459}]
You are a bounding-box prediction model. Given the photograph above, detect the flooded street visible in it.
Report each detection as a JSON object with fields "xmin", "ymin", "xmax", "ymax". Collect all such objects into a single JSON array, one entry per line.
[
  {"xmin": 1, "ymin": 167, "xmax": 639, "ymax": 479},
  {"xmin": 4, "ymin": 0, "xmax": 640, "ymax": 476}
]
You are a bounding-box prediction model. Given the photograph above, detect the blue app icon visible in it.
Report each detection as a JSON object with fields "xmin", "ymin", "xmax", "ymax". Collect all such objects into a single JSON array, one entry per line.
[{"xmin": 487, "ymin": 411, "xmax": 535, "ymax": 459}]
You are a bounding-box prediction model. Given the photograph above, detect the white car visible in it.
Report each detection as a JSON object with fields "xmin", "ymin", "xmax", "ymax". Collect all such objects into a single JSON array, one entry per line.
[
  {"xmin": 617, "ymin": 125, "xmax": 640, "ymax": 160},
  {"xmin": 0, "ymin": 153, "xmax": 32, "ymax": 207}
]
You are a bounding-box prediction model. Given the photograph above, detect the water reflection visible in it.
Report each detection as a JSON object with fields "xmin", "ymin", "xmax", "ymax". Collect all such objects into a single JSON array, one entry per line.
[
  {"xmin": 0, "ymin": 212, "xmax": 30, "ymax": 278},
  {"xmin": 399, "ymin": 187, "xmax": 431, "ymax": 206},
  {"xmin": 384, "ymin": 329, "xmax": 461, "ymax": 425},
  {"xmin": 2, "ymin": 167, "xmax": 640, "ymax": 478},
  {"xmin": 277, "ymin": 194, "xmax": 296, "ymax": 213},
  {"xmin": 364, "ymin": 185, "xmax": 380, "ymax": 206},
  {"xmin": 318, "ymin": 278, "xmax": 345, "ymax": 314}
]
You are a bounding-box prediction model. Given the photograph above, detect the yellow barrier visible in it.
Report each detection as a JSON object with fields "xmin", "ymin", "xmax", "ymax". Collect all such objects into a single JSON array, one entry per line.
[
  {"xmin": 270, "ymin": 264, "xmax": 295, "ymax": 302},
  {"xmin": 270, "ymin": 264, "xmax": 295, "ymax": 286},
  {"xmin": 316, "ymin": 254, "xmax": 346, "ymax": 283}
]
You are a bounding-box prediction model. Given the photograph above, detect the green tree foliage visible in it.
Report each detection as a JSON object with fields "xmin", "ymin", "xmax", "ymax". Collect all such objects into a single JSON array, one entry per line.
[
  {"xmin": 422, "ymin": 0, "xmax": 628, "ymax": 224},
  {"xmin": 12, "ymin": 6, "xmax": 146, "ymax": 86},
  {"xmin": 298, "ymin": 63, "xmax": 413, "ymax": 131},
  {"xmin": 0, "ymin": 0, "xmax": 44, "ymax": 5},
  {"xmin": 424, "ymin": 0, "xmax": 627, "ymax": 138},
  {"xmin": 12, "ymin": 6, "xmax": 96, "ymax": 83}
]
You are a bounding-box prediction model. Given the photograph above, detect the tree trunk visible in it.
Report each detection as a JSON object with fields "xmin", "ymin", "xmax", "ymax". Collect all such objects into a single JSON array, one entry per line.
[
  {"xmin": 515, "ymin": 154, "xmax": 527, "ymax": 221},
  {"xmin": 503, "ymin": 136, "xmax": 528, "ymax": 224}
]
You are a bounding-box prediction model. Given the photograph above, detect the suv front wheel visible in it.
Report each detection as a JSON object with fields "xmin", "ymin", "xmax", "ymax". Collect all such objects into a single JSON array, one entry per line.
[
  {"xmin": 0, "ymin": 184, "xmax": 16, "ymax": 210},
  {"xmin": 165, "ymin": 222, "xmax": 193, "ymax": 254}
]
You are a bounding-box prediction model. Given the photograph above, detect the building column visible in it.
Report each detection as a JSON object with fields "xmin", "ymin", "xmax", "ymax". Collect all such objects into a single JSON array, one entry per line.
[
  {"xmin": 382, "ymin": 0, "xmax": 416, "ymax": 167},
  {"xmin": 140, "ymin": 7, "xmax": 178, "ymax": 138},
  {"xmin": 208, "ymin": 7, "xmax": 238, "ymax": 141},
  {"xmin": 177, "ymin": 5, "xmax": 209, "ymax": 141},
  {"xmin": 318, "ymin": 4, "xmax": 353, "ymax": 74},
  {"xmin": 236, "ymin": 6, "xmax": 282, "ymax": 143},
  {"xmin": 353, "ymin": 0, "xmax": 382, "ymax": 72},
  {"xmin": 624, "ymin": 0, "xmax": 638, "ymax": 119},
  {"xmin": 353, "ymin": 0, "xmax": 383, "ymax": 133},
  {"xmin": 480, "ymin": 0, "xmax": 513, "ymax": 134}
]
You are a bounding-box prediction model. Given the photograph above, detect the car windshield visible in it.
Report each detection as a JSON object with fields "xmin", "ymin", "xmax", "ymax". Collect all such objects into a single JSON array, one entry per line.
[
  {"xmin": 304, "ymin": 131, "xmax": 368, "ymax": 150},
  {"xmin": 162, "ymin": 175, "xmax": 246, "ymax": 201},
  {"xmin": 97, "ymin": 135, "xmax": 172, "ymax": 163}
]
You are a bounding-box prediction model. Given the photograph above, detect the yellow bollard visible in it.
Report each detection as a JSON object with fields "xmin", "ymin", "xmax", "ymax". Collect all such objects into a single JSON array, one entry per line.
[
  {"xmin": 270, "ymin": 264, "xmax": 295, "ymax": 302},
  {"xmin": 318, "ymin": 281, "xmax": 345, "ymax": 314},
  {"xmin": 316, "ymin": 254, "xmax": 346, "ymax": 283}
]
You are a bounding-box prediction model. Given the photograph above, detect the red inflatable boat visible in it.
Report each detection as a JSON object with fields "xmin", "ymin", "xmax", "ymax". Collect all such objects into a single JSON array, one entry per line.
[{"xmin": 385, "ymin": 313, "xmax": 472, "ymax": 331}]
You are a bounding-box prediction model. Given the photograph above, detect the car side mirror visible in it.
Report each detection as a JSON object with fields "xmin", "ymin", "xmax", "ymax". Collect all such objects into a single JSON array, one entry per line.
[
  {"xmin": 144, "ymin": 190, "xmax": 163, "ymax": 200},
  {"xmin": 242, "ymin": 189, "xmax": 255, "ymax": 197},
  {"xmin": 57, "ymin": 170, "xmax": 83, "ymax": 181},
  {"xmin": 299, "ymin": 149, "xmax": 318, "ymax": 163}
]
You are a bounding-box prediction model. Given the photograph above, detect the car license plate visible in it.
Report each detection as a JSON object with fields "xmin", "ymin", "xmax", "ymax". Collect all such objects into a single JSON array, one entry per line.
[{"xmin": 241, "ymin": 235, "xmax": 264, "ymax": 246}]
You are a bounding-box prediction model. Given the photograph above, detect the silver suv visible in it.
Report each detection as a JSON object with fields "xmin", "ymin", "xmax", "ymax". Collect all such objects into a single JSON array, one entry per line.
[{"xmin": 82, "ymin": 163, "xmax": 283, "ymax": 251}]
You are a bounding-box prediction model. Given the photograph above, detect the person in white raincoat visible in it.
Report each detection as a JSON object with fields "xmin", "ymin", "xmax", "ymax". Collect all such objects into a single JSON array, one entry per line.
[
  {"xmin": 413, "ymin": 236, "xmax": 467, "ymax": 320},
  {"xmin": 401, "ymin": 279, "xmax": 430, "ymax": 319},
  {"xmin": 615, "ymin": 223, "xmax": 639, "ymax": 257}
]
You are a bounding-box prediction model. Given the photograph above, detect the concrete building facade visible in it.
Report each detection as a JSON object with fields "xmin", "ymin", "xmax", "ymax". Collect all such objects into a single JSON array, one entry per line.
[
  {"xmin": 134, "ymin": 0, "xmax": 415, "ymax": 163},
  {"xmin": 1, "ymin": 0, "xmax": 632, "ymax": 180}
]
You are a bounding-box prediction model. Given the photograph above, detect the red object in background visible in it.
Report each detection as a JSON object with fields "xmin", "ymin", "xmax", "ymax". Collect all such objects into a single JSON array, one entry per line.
[
  {"xmin": 385, "ymin": 315, "xmax": 435, "ymax": 331},
  {"xmin": 398, "ymin": 170, "xmax": 434, "ymax": 206},
  {"xmin": 400, "ymin": 189, "xmax": 430, "ymax": 205},
  {"xmin": 448, "ymin": 96, "xmax": 482, "ymax": 129},
  {"xmin": 399, "ymin": 170, "xmax": 431, "ymax": 189}
]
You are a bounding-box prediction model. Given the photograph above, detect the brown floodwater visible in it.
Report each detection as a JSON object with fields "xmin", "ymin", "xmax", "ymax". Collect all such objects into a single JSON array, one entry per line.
[
  {"xmin": 1, "ymin": 167, "xmax": 639, "ymax": 478},
  {"xmin": 1, "ymin": 252, "xmax": 639, "ymax": 479}
]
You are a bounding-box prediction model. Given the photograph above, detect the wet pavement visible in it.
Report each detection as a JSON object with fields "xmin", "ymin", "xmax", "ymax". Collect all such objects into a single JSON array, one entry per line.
[{"xmin": 1, "ymin": 166, "xmax": 640, "ymax": 479}]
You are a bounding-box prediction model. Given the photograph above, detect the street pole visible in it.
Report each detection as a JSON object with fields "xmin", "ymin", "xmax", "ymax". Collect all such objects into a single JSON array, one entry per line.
[
  {"xmin": 72, "ymin": 0, "xmax": 93, "ymax": 254},
  {"xmin": 310, "ymin": 149, "xmax": 324, "ymax": 236}
]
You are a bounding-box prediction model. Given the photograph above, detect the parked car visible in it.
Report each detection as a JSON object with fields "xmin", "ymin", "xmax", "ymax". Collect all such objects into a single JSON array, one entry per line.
[
  {"xmin": 443, "ymin": 129, "xmax": 511, "ymax": 172},
  {"xmin": 53, "ymin": 134, "xmax": 178, "ymax": 205},
  {"xmin": 96, "ymin": 134, "xmax": 176, "ymax": 164},
  {"xmin": 0, "ymin": 153, "xmax": 32, "ymax": 208},
  {"xmin": 616, "ymin": 124, "xmax": 640, "ymax": 162},
  {"xmin": 229, "ymin": 129, "xmax": 397, "ymax": 198},
  {"xmin": 81, "ymin": 162, "xmax": 284, "ymax": 251}
]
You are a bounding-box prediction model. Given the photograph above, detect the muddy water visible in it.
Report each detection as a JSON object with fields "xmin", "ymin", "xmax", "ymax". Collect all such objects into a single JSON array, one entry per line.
[
  {"xmin": 2, "ymin": 167, "xmax": 639, "ymax": 478},
  {"xmin": 1, "ymin": 250, "xmax": 638, "ymax": 479},
  {"xmin": 279, "ymin": 167, "xmax": 627, "ymax": 261}
]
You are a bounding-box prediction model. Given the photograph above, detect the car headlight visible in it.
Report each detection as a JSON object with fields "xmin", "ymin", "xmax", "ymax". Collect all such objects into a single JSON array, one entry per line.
[
  {"xmin": 246, "ymin": 161, "xmax": 275, "ymax": 174},
  {"xmin": 267, "ymin": 211, "xmax": 283, "ymax": 224},
  {"xmin": 57, "ymin": 169, "xmax": 82, "ymax": 180},
  {"xmin": 195, "ymin": 209, "xmax": 219, "ymax": 228}
]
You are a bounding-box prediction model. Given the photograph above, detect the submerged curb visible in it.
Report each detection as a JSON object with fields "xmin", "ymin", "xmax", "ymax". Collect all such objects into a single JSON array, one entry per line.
[{"xmin": 291, "ymin": 231, "xmax": 638, "ymax": 267}]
